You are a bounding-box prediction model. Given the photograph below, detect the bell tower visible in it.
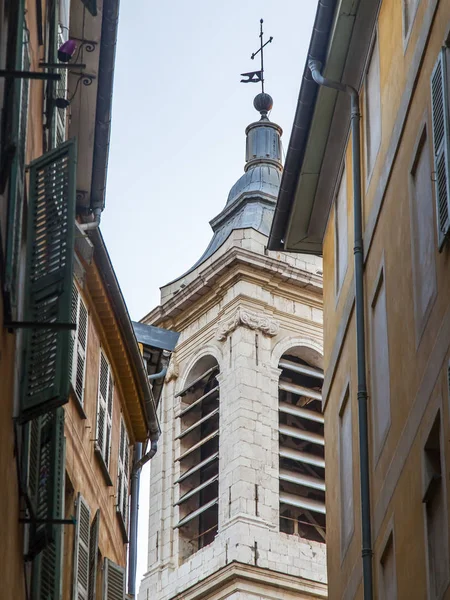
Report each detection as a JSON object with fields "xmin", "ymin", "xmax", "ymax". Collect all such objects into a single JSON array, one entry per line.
[{"xmin": 138, "ymin": 93, "xmax": 327, "ymax": 600}]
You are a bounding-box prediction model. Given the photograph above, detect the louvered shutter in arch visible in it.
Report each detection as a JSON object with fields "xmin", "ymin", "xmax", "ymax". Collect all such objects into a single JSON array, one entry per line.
[
  {"xmin": 431, "ymin": 48, "xmax": 450, "ymax": 249},
  {"xmin": 20, "ymin": 139, "xmax": 77, "ymax": 423},
  {"xmin": 88, "ymin": 510, "xmax": 100, "ymax": 600},
  {"xmin": 103, "ymin": 559, "xmax": 125, "ymax": 600},
  {"xmin": 73, "ymin": 493, "xmax": 91, "ymax": 600}
]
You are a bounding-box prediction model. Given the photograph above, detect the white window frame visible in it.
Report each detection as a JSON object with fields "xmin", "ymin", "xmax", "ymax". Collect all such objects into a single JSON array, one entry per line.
[
  {"xmin": 96, "ymin": 350, "xmax": 113, "ymax": 470},
  {"xmin": 402, "ymin": 0, "xmax": 419, "ymax": 47},
  {"xmin": 71, "ymin": 284, "xmax": 89, "ymax": 407},
  {"xmin": 339, "ymin": 381, "xmax": 354, "ymax": 560},
  {"xmin": 369, "ymin": 260, "xmax": 391, "ymax": 462},
  {"xmin": 335, "ymin": 167, "xmax": 348, "ymax": 299},
  {"xmin": 364, "ymin": 34, "xmax": 382, "ymax": 183},
  {"xmin": 117, "ymin": 416, "xmax": 130, "ymax": 533}
]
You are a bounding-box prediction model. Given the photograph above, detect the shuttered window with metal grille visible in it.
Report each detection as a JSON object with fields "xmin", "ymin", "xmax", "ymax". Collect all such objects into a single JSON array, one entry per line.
[
  {"xmin": 431, "ymin": 48, "xmax": 450, "ymax": 249},
  {"xmin": 175, "ymin": 360, "xmax": 220, "ymax": 562},
  {"xmin": 70, "ymin": 284, "xmax": 89, "ymax": 407},
  {"xmin": 278, "ymin": 354, "xmax": 326, "ymax": 543},
  {"xmin": 96, "ymin": 351, "xmax": 114, "ymax": 471},
  {"xmin": 28, "ymin": 407, "xmax": 65, "ymax": 598},
  {"xmin": 103, "ymin": 559, "xmax": 125, "ymax": 600},
  {"xmin": 117, "ymin": 417, "xmax": 130, "ymax": 539},
  {"xmin": 19, "ymin": 139, "xmax": 77, "ymax": 423},
  {"xmin": 73, "ymin": 493, "xmax": 91, "ymax": 600}
]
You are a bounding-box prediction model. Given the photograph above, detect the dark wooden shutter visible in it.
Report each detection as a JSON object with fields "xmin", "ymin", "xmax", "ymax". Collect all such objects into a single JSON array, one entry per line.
[
  {"xmin": 88, "ymin": 510, "xmax": 100, "ymax": 600},
  {"xmin": 431, "ymin": 48, "xmax": 450, "ymax": 249},
  {"xmin": 73, "ymin": 493, "xmax": 91, "ymax": 600},
  {"xmin": 103, "ymin": 559, "xmax": 125, "ymax": 600},
  {"xmin": 28, "ymin": 407, "xmax": 66, "ymax": 559},
  {"xmin": 29, "ymin": 408, "xmax": 65, "ymax": 599},
  {"xmin": 20, "ymin": 139, "xmax": 77, "ymax": 423}
]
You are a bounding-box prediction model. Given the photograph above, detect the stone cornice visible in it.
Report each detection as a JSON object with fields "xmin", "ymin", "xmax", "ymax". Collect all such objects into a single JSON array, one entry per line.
[
  {"xmin": 143, "ymin": 246, "xmax": 322, "ymax": 327},
  {"xmin": 168, "ymin": 561, "xmax": 327, "ymax": 600},
  {"xmin": 216, "ymin": 308, "xmax": 279, "ymax": 341}
]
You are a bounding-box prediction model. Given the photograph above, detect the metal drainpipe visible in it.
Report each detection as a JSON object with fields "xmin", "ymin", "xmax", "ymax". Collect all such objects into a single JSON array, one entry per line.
[
  {"xmin": 79, "ymin": 207, "xmax": 102, "ymax": 232},
  {"xmin": 128, "ymin": 442, "xmax": 142, "ymax": 598},
  {"xmin": 308, "ymin": 59, "xmax": 373, "ymax": 600}
]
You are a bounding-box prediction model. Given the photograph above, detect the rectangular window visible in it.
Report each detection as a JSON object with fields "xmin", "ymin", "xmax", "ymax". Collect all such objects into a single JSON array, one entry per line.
[
  {"xmin": 335, "ymin": 170, "xmax": 348, "ymax": 296},
  {"xmin": 365, "ymin": 37, "xmax": 381, "ymax": 177},
  {"xmin": 423, "ymin": 413, "xmax": 449, "ymax": 599},
  {"xmin": 117, "ymin": 416, "xmax": 130, "ymax": 538},
  {"xmin": 410, "ymin": 129, "xmax": 437, "ymax": 340},
  {"xmin": 430, "ymin": 48, "xmax": 450, "ymax": 248},
  {"xmin": 96, "ymin": 351, "xmax": 113, "ymax": 470},
  {"xmin": 339, "ymin": 387, "xmax": 353, "ymax": 556},
  {"xmin": 403, "ymin": 0, "xmax": 419, "ymax": 39},
  {"xmin": 380, "ymin": 533, "xmax": 397, "ymax": 600},
  {"xmin": 71, "ymin": 284, "xmax": 89, "ymax": 407},
  {"xmin": 370, "ymin": 269, "xmax": 391, "ymax": 456}
]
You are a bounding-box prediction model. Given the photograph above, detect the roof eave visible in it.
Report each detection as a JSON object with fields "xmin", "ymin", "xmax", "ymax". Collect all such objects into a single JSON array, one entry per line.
[{"xmin": 268, "ymin": 0, "xmax": 360, "ymax": 254}]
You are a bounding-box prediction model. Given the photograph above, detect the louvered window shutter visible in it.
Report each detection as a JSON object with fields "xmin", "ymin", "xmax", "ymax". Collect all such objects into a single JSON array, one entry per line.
[
  {"xmin": 88, "ymin": 510, "xmax": 100, "ymax": 600},
  {"xmin": 71, "ymin": 284, "xmax": 88, "ymax": 405},
  {"xmin": 29, "ymin": 408, "xmax": 65, "ymax": 599},
  {"xmin": 117, "ymin": 418, "xmax": 130, "ymax": 531},
  {"xmin": 20, "ymin": 140, "xmax": 77, "ymax": 423},
  {"xmin": 431, "ymin": 48, "xmax": 450, "ymax": 249},
  {"xmin": 73, "ymin": 493, "xmax": 91, "ymax": 600},
  {"xmin": 97, "ymin": 352, "xmax": 113, "ymax": 467},
  {"xmin": 103, "ymin": 559, "xmax": 125, "ymax": 600}
]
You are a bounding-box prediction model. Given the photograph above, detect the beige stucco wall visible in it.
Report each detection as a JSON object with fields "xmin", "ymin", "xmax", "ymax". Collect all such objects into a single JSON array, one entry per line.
[{"xmin": 322, "ymin": 0, "xmax": 450, "ymax": 598}]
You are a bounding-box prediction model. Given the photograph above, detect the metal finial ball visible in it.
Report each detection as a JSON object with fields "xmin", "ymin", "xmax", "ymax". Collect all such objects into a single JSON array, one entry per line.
[{"xmin": 253, "ymin": 92, "xmax": 273, "ymax": 115}]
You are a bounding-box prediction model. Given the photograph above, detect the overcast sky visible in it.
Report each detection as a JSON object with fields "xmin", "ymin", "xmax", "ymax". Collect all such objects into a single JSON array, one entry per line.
[{"xmin": 100, "ymin": 0, "xmax": 317, "ymax": 590}]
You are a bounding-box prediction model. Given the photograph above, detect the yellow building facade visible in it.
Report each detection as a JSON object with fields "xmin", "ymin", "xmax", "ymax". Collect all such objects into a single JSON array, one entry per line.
[{"xmin": 269, "ymin": 0, "xmax": 450, "ymax": 598}]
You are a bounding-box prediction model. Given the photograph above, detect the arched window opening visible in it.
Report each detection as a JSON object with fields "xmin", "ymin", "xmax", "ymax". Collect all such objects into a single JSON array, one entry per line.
[
  {"xmin": 278, "ymin": 348, "xmax": 326, "ymax": 543},
  {"xmin": 174, "ymin": 356, "xmax": 220, "ymax": 561}
]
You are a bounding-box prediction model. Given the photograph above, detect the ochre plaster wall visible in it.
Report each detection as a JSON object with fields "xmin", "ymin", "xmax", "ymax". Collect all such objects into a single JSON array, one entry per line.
[{"xmin": 323, "ymin": 0, "xmax": 450, "ymax": 598}]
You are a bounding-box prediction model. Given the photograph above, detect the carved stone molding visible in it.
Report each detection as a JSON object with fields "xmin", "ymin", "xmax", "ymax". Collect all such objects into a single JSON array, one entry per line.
[
  {"xmin": 165, "ymin": 354, "xmax": 179, "ymax": 382},
  {"xmin": 216, "ymin": 308, "xmax": 279, "ymax": 341}
]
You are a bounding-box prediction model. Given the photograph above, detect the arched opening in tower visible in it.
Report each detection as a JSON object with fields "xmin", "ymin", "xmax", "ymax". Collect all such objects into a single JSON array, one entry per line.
[
  {"xmin": 174, "ymin": 356, "xmax": 220, "ymax": 561},
  {"xmin": 278, "ymin": 348, "xmax": 326, "ymax": 543}
]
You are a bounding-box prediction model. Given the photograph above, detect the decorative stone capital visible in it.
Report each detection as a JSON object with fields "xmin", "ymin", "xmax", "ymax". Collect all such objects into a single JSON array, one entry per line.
[
  {"xmin": 165, "ymin": 354, "xmax": 179, "ymax": 382},
  {"xmin": 216, "ymin": 308, "xmax": 279, "ymax": 341}
]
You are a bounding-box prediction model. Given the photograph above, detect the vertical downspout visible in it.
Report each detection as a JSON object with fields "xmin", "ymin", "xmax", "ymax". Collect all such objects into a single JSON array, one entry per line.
[
  {"xmin": 128, "ymin": 442, "xmax": 142, "ymax": 597},
  {"xmin": 308, "ymin": 59, "xmax": 373, "ymax": 600}
]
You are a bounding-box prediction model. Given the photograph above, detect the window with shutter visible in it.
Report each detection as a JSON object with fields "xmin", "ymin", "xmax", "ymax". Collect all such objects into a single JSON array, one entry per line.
[
  {"xmin": 29, "ymin": 408, "xmax": 65, "ymax": 599},
  {"xmin": 431, "ymin": 48, "xmax": 450, "ymax": 249},
  {"xmin": 96, "ymin": 351, "xmax": 114, "ymax": 470},
  {"xmin": 73, "ymin": 493, "xmax": 91, "ymax": 600},
  {"xmin": 117, "ymin": 417, "xmax": 130, "ymax": 538},
  {"xmin": 103, "ymin": 558, "xmax": 125, "ymax": 600},
  {"xmin": 19, "ymin": 139, "xmax": 77, "ymax": 423},
  {"xmin": 5, "ymin": 20, "xmax": 30, "ymax": 307},
  {"xmin": 70, "ymin": 284, "xmax": 89, "ymax": 407},
  {"xmin": 88, "ymin": 510, "xmax": 100, "ymax": 600}
]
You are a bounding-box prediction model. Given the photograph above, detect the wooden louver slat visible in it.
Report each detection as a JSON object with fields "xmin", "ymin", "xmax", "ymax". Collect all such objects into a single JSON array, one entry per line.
[{"xmin": 20, "ymin": 140, "xmax": 77, "ymax": 423}]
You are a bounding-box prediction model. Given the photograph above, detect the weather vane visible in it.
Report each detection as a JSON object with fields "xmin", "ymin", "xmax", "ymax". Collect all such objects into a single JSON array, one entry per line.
[{"xmin": 240, "ymin": 19, "xmax": 273, "ymax": 94}]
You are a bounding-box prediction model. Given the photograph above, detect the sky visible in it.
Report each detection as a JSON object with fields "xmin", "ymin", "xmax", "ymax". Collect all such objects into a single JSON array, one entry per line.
[{"xmin": 100, "ymin": 0, "xmax": 317, "ymax": 591}]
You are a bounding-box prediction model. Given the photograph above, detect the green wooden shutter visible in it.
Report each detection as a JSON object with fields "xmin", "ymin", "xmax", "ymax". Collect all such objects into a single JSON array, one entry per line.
[
  {"xmin": 30, "ymin": 408, "xmax": 65, "ymax": 600},
  {"xmin": 88, "ymin": 510, "xmax": 100, "ymax": 600},
  {"xmin": 28, "ymin": 407, "xmax": 66, "ymax": 558},
  {"xmin": 81, "ymin": 0, "xmax": 98, "ymax": 16},
  {"xmin": 431, "ymin": 48, "xmax": 450, "ymax": 249},
  {"xmin": 20, "ymin": 139, "xmax": 77, "ymax": 423},
  {"xmin": 103, "ymin": 559, "xmax": 125, "ymax": 600},
  {"xmin": 73, "ymin": 493, "xmax": 91, "ymax": 600}
]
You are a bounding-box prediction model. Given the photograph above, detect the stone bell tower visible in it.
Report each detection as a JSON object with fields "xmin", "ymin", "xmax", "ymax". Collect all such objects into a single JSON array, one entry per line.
[{"xmin": 138, "ymin": 93, "xmax": 327, "ymax": 600}]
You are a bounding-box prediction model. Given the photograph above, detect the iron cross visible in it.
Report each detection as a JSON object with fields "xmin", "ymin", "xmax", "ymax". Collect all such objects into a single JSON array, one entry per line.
[{"xmin": 240, "ymin": 19, "xmax": 273, "ymax": 93}]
